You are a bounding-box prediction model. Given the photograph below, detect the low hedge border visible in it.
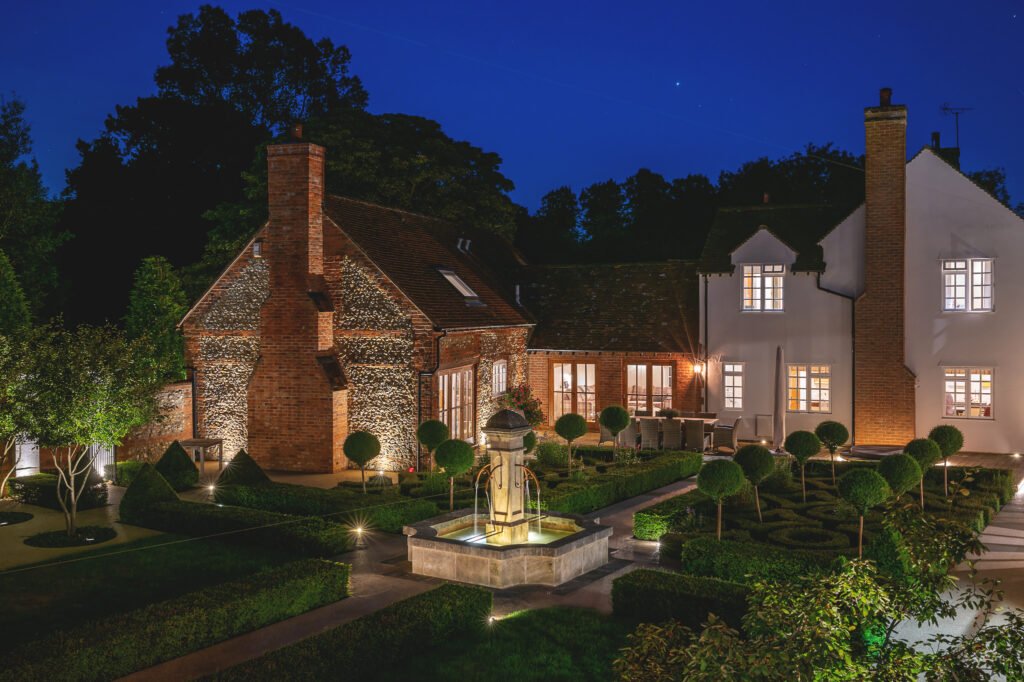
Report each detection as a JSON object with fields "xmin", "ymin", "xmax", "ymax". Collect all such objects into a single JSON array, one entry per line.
[
  {"xmin": 212, "ymin": 583, "xmax": 492, "ymax": 680},
  {"xmin": 532, "ymin": 451, "xmax": 702, "ymax": 517},
  {"xmin": 634, "ymin": 489, "xmax": 710, "ymax": 541},
  {"xmin": 7, "ymin": 559, "xmax": 350, "ymax": 682},
  {"xmin": 612, "ymin": 568, "xmax": 748, "ymax": 628},
  {"xmin": 213, "ymin": 482, "xmax": 440, "ymax": 533},
  {"xmin": 123, "ymin": 499, "xmax": 352, "ymax": 557},
  {"xmin": 767, "ymin": 525, "xmax": 850, "ymax": 550},
  {"xmin": 7, "ymin": 472, "xmax": 108, "ymax": 511},
  {"xmin": 679, "ymin": 536, "xmax": 834, "ymax": 584}
]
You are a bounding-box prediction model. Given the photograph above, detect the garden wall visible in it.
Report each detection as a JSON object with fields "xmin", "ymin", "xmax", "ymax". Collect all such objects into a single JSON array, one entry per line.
[{"xmin": 118, "ymin": 381, "xmax": 193, "ymax": 462}]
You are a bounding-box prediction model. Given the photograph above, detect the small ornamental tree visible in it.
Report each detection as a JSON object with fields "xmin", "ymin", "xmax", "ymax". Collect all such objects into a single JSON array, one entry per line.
[
  {"xmin": 928, "ymin": 424, "xmax": 964, "ymax": 496},
  {"xmin": 434, "ymin": 439, "xmax": 475, "ymax": 511},
  {"xmin": 878, "ymin": 454, "xmax": 922, "ymax": 501},
  {"xmin": 838, "ymin": 468, "xmax": 891, "ymax": 557},
  {"xmin": 0, "ymin": 333, "xmax": 31, "ymax": 498},
  {"xmin": 599, "ymin": 405, "xmax": 630, "ymax": 443},
  {"xmin": 734, "ymin": 444, "xmax": 775, "ymax": 522},
  {"xmin": 815, "ymin": 421, "xmax": 849, "ymax": 485},
  {"xmin": 523, "ymin": 430, "xmax": 537, "ymax": 455},
  {"xmin": 554, "ymin": 413, "xmax": 587, "ymax": 475},
  {"xmin": 343, "ymin": 431, "xmax": 380, "ymax": 493},
  {"xmin": 696, "ymin": 459, "xmax": 745, "ymax": 540},
  {"xmin": 416, "ymin": 419, "xmax": 449, "ymax": 472},
  {"xmin": 905, "ymin": 438, "xmax": 942, "ymax": 510},
  {"xmin": 784, "ymin": 430, "xmax": 822, "ymax": 503}
]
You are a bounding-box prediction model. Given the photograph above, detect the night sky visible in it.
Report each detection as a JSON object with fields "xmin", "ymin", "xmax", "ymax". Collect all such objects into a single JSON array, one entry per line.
[{"xmin": 3, "ymin": 0, "xmax": 1022, "ymax": 209}]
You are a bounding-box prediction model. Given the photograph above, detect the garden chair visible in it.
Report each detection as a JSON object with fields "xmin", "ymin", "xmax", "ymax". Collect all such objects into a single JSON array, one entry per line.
[
  {"xmin": 616, "ymin": 421, "xmax": 638, "ymax": 450},
  {"xmin": 639, "ymin": 418, "xmax": 661, "ymax": 450},
  {"xmin": 713, "ymin": 417, "xmax": 742, "ymax": 454},
  {"xmin": 684, "ymin": 418, "xmax": 709, "ymax": 453},
  {"xmin": 661, "ymin": 418, "xmax": 682, "ymax": 450},
  {"xmin": 634, "ymin": 409, "xmax": 652, "ymax": 417}
]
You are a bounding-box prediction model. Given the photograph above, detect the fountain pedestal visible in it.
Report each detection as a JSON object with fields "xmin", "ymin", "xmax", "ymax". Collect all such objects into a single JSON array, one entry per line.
[{"xmin": 481, "ymin": 413, "xmax": 531, "ymax": 545}]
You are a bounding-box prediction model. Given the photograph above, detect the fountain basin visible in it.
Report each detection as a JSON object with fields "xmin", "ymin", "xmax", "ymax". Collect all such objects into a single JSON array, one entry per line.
[{"xmin": 404, "ymin": 510, "xmax": 612, "ymax": 588}]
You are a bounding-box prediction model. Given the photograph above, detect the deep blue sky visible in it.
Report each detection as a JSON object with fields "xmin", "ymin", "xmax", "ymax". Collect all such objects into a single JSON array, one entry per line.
[{"xmin": 3, "ymin": 0, "xmax": 1022, "ymax": 209}]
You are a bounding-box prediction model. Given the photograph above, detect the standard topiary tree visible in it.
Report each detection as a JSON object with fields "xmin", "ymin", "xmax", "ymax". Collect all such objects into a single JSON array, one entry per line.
[
  {"xmin": 734, "ymin": 444, "xmax": 775, "ymax": 522},
  {"xmin": 343, "ymin": 431, "xmax": 380, "ymax": 494},
  {"xmin": 904, "ymin": 438, "xmax": 942, "ymax": 510},
  {"xmin": 118, "ymin": 463, "xmax": 178, "ymax": 524},
  {"xmin": 554, "ymin": 413, "xmax": 587, "ymax": 475},
  {"xmin": 837, "ymin": 468, "xmax": 891, "ymax": 558},
  {"xmin": 523, "ymin": 430, "xmax": 537, "ymax": 455},
  {"xmin": 216, "ymin": 449, "xmax": 270, "ymax": 486},
  {"xmin": 154, "ymin": 441, "xmax": 199, "ymax": 491},
  {"xmin": 416, "ymin": 419, "xmax": 449, "ymax": 472},
  {"xmin": 434, "ymin": 439, "xmax": 475, "ymax": 511},
  {"xmin": 784, "ymin": 430, "xmax": 822, "ymax": 503},
  {"xmin": 815, "ymin": 421, "xmax": 849, "ymax": 485},
  {"xmin": 928, "ymin": 424, "xmax": 964, "ymax": 497},
  {"xmin": 878, "ymin": 454, "xmax": 922, "ymax": 502},
  {"xmin": 696, "ymin": 459, "xmax": 746, "ymax": 540},
  {"xmin": 600, "ymin": 405, "xmax": 630, "ymax": 445}
]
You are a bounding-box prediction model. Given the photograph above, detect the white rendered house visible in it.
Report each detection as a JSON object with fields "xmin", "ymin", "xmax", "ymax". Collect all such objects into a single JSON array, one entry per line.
[{"xmin": 699, "ymin": 88, "xmax": 1024, "ymax": 453}]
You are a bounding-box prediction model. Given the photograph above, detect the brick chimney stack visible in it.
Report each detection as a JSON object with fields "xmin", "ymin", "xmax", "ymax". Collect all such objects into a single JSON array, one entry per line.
[
  {"xmin": 854, "ymin": 88, "xmax": 916, "ymax": 445},
  {"xmin": 248, "ymin": 140, "xmax": 348, "ymax": 472}
]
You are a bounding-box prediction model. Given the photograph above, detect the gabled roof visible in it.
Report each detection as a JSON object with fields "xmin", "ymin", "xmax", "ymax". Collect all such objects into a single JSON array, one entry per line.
[
  {"xmin": 520, "ymin": 261, "xmax": 698, "ymax": 353},
  {"xmin": 699, "ymin": 204, "xmax": 849, "ymax": 274},
  {"xmin": 324, "ymin": 196, "xmax": 531, "ymax": 330}
]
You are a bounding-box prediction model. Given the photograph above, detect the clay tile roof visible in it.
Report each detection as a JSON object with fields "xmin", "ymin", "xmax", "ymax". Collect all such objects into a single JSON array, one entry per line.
[
  {"xmin": 324, "ymin": 195, "xmax": 531, "ymax": 330},
  {"xmin": 519, "ymin": 262, "xmax": 699, "ymax": 353}
]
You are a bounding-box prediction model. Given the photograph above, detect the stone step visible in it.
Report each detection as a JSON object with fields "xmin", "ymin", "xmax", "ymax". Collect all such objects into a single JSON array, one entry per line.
[{"xmin": 982, "ymin": 526, "xmax": 1024, "ymax": 538}]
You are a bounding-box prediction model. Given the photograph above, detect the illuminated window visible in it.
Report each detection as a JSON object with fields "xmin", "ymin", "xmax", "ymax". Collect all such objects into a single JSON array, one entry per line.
[
  {"xmin": 438, "ymin": 366, "xmax": 475, "ymax": 442},
  {"xmin": 787, "ymin": 365, "xmax": 830, "ymax": 413},
  {"xmin": 723, "ymin": 362, "xmax": 744, "ymax": 410},
  {"xmin": 942, "ymin": 259, "xmax": 993, "ymax": 311},
  {"xmin": 552, "ymin": 362, "xmax": 597, "ymax": 422},
  {"xmin": 742, "ymin": 264, "xmax": 785, "ymax": 311},
  {"xmin": 626, "ymin": 363, "xmax": 674, "ymax": 414},
  {"xmin": 944, "ymin": 367, "xmax": 993, "ymax": 419},
  {"xmin": 491, "ymin": 359, "xmax": 507, "ymax": 396},
  {"xmin": 437, "ymin": 268, "xmax": 485, "ymax": 306}
]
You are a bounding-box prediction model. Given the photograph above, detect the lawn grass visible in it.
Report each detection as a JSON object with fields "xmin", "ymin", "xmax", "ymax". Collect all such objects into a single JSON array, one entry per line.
[
  {"xmin": 0, "ymin": 533, "xmax": 290, "ymax": 651},
  {"xmin": 385, "ymin": 607, "xmax": 629, "ymax": 682}
]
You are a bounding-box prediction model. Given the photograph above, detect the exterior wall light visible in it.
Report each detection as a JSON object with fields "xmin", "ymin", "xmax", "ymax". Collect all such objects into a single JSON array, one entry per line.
[{"xmin": 693, "ymin": 362, "xmax": 704, "ymax": 375}]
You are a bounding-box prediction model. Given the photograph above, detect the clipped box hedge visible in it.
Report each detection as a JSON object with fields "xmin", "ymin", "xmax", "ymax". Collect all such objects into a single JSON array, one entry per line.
[
  {"xmin": 634, "ymin": 488, "xmax": 710, "ymax": 540},
  {"xmin": 6, "ymin": 559, "xmax": 350, "ymax": 682},
  {"xmin": 213, "ymin": 482, "xmax": 440, "ymax": 533},
  {"xmin": 213, "ymin": 583, "xmax": 492, "ymax": 680},
  {"xmin": 105, "ymin": 461, "xmax": 146, "ymax": 487},
  {"xmin": 678, "ymin": 537, "xmax": 833, "ymax": 584},
  {"xmin": 536, "ymin": 451, "xmax": 702, "ymax": 516},
  {"xmin": 612, "ymin": 568, "xmax": 748, "ymax": 628},
  {"xmin": 7, "ymin": 471, "xmax": 108, "ymax": 511}
]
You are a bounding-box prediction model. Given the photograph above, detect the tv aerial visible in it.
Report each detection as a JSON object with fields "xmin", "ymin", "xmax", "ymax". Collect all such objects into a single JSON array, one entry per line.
[{"xmin": 940, "ymin": 103, "xmax": 973, "ymax": 147}]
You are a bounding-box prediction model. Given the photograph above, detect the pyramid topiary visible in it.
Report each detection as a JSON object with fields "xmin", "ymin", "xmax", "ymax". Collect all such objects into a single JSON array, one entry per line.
[
  {"xmin": 119, "ymin": 463, "xmax": 178, "ymax": 524},
  {"xmin": 216, "ymin": 449, "xmax": 271, "ymax": 487},
  {"xmin": 154, "ymin": 441, "xmax": 199, "ymax": 491}
]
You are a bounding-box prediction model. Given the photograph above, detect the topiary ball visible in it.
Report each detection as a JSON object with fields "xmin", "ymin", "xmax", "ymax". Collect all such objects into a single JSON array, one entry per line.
[
  {"xmin": 927, "ymin": 425, "xmax": 964, "ymax": 459},
  {"xmin": 217, "ymin": 449, "xmax": 270, "ymax": 486},
  {"xmin": 599, "ymin": 405, "xmax": 631, "ymax": 436},
  {"xmin": 877, "ymin": 454, "xmax": 922, "ymax": 498},
  {"xmin": 523, "ymin": 430, "xmax": 537, "ymax": 455},
  {"xmin": 734, "ymin": 444, "xmax": 775, "ymax": 485},
  {"xmin": 344, "ymin": 431, "xmax": 381, "ymax": 468},
  {"xmin": 837, "ymin": 468, "xmax": 891, "ymax": 515},
  {"xmin": 555, "ymin": 413, "xmax": 588, "ymax": 442},
  {"xmin": 154, "ymin": 441, "xmax": 199, "ymax": 491},
  {"xmin": 904, "ymin": 438, "xmax": 942, "ymax": 470},
  {"xmin": 815, "ymin": 421, "xmax": 849, "ymax": 452},
  {"xmin": 697, "ymin": 459, "xmax": 746, "ymax": 502},
  {"xmin": 119, "ymin": 463, "xmax": 178, "ymax": 523},
  {"xmin": 784, "ymin": 430, "xmax": 822, "ymax": 464},
  {"xmin": 434, "ymin": 439, "xmax": 475, "ymax": 477},
  {"xmin": 416, "ymin": 419, "xmax": 450, "ymax": 452}
]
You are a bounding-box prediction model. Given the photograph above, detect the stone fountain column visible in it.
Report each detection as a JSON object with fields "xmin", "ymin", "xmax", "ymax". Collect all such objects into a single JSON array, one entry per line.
[{"xmin": 482, "ymin": 409, "xmax": 532, "ymax": 545}]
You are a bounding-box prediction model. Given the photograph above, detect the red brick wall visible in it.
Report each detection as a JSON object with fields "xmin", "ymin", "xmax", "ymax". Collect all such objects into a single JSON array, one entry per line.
[
  {"xmin": 854, "ymin": 94, "xmax": 916, "ymax": 445},
  {"xmin": 118, "ymin": 382, "xmax": 193, "ymax": 461},
  {"xmin": 526, "ymin": 350, "xmax": 700, "ymax": 427}
]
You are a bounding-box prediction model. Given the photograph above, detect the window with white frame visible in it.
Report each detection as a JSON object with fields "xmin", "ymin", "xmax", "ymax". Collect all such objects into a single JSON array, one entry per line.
[
  {"xmin": 787, "ymin": 364, "xmax": 831, "ymax": 413},
  {"xmin": 943, "ymin": 367, "xmax": 993, "ymax": 419},
  {"xmin": 942, "ymin": 259, "xmax": 993, "ymax": 311},
  {"xmin": 742, "ymin": 264, "xmax": 785, "ymax": 311},
  {"xmin": 723, "ymin": 362, "xmax": 744, "ymax": 409},
  {"xmin": 491, "ymin": 359, "xmax": 507, "ymax": 396},
  {"xmin": 438, "ymin": 366, "xmax": 475, "ymax": 442},
  {"xmin": 552, "ymin": 362, "xmax": 597, "ymax": 422}
]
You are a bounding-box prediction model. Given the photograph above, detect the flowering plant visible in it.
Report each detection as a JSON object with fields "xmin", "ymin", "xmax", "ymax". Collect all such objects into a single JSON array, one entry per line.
[{"xmin": 499, "ymin": 383, "xmax": 544, "ymax": 427}]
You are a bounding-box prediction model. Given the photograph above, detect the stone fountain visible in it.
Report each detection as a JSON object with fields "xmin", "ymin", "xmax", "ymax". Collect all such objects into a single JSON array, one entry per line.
[{"xmin": 404, "ymin": 409, "xmax": 612, "ymax": 588}]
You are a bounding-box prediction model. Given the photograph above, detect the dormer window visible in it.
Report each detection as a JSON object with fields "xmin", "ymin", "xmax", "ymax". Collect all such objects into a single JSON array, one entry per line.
[
  {"xmin": 438, "ymin": 268, "xmax": 485, "ymax": 306},
  {"xmin": 742, "ymin": 264, "xmax": 785, "ymax": 311},
  {"xmin": 942, "ymin": 259, "xmax": 993, "ymax": 311}
]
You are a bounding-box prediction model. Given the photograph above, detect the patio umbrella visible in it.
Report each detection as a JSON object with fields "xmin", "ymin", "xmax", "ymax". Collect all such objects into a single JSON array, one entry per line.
[{"xmin": 772, "ymin": 345, "xmax": 786, "ymax": 452}]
